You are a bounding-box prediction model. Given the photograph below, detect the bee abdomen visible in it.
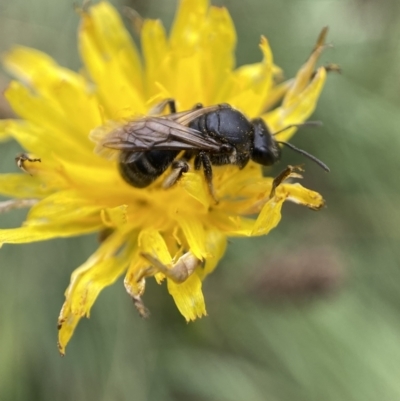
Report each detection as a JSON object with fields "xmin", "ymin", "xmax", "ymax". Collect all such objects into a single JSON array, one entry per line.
[{"xmin": 119, "ymin": 150, "xmax": 178, "ymax": 188}]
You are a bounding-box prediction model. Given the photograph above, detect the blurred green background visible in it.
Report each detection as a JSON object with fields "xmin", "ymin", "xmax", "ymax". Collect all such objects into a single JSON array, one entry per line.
[{"xmin": 1, "ymin": 0, "xmax": 400, "ymax": 400}]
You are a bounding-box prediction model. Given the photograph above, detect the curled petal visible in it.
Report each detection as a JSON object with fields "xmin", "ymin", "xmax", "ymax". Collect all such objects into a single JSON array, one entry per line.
[
  {"xmin": 281, "ymin": 182, "xmax": 325, "ymax": 210},
  {"xmin": 283, "ymin": 27, "xmax": 328, "ymax": 106},
  {"xmin": 251, "ymin": 196, "xmax": 285, "ymax": 236},
  {"xmin": 58, "ymin": 230, "xmax": 133, "ymax": 355},
  {"xmin": 167, "ymin": 273, "xmax": 207, "ymax": 321},
  {"xmin": 262, "ymin": 67, "xmax": 327, "ymax": 142}
]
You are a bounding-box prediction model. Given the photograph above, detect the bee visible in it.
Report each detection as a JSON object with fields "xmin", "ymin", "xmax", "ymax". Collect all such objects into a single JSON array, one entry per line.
[{"xmin": 91, "ymin": 100, "xmax": 329, "ymax": 200}]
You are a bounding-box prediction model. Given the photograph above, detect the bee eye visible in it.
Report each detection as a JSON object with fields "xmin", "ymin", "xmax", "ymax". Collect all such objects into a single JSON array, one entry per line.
[
  {"xmin": 251, "ymin": 118, "xmax": 281, "ymax": 166},
  {"xmin": 251, "ymin": 145, "xmax": 281, "ymax": 166}
]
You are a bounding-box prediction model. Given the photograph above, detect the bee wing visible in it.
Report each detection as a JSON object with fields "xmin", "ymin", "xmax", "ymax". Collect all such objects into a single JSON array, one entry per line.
[
  {"xmin": 166, "ymin": 104, "xmax": 227, "ymax": 124},
  {"xmin": 90, "ymin": 122, "xmax": 124, "ymax": 161},
  {"xmin": 90, "ymin": 105, "xmax": 227, "ymax": 161}
]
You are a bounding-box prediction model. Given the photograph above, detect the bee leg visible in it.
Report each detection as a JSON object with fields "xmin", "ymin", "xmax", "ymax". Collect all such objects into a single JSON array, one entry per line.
[
  {"xmin": 192, "ymin": 103, "xmax": 203, "ymax": 110},
  {"xmin": 140, "ymin": 252, "xmax": 201, "ymax": 284},
  {"xmin": 149, "ymin": 98, "xmax": 177, "ymax": 115},
  {"xmin": 194, "ymin": 154, "xmax": 202, "ymax": 170},
  {"xmin": 162, "ymin": 160, "xmax": 189, "ymax": 188},
  {"xmin": 167, "ymin": 99, "xmax": 177, "ymax": 113},
  {"xmin": 182, "ymin": 150, "xmax": 195, "ymax": 160},
  {"xmin": 197, "ymin": 152, "xmax": 218, "ymax": 203}
]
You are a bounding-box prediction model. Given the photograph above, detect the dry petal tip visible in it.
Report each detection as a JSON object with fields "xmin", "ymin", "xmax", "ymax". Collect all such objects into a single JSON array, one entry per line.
[
  {"xmin": 57, "ymin": 342, "xmax": 65, "ymax": 357},
  {"xmin": 314, "ymin": 26, "xmax": 329, "ymax": 50},
  {"xmin": 308, "ymin": 197, "xmax": 326, "ymax": 211},
  {"xmin": 269, "ymin": 165, "xmax": 303, "ymax": 199},
  {"xmin": 323, "ymin": 63, "xmax": 342, "ymax": 74},
  {"xmin": 0, "ymin": 198, "xmax": 39, "ymax": 214},
  {"xmin": 123, "ymin": 6, "xmax": 144, "ymax": 35},
  {"xmin": 73, "ymin": 0, "xmax": 91, "ymax": 15},
  {"xmin": 131, "ymin": 295, "xmax": 151, "ymax": 319}
]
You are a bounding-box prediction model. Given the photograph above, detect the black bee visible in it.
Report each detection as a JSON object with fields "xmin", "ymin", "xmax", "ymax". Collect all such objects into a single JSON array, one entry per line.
[{"xmin": 91, "ymin": 100, "xmax": 328, "ymax": 200}]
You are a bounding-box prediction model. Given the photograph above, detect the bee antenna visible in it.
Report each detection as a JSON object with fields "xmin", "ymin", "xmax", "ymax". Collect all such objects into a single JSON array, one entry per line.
[
  {"xmin": 272, "ymin": 121, "xmax": 323, "ymax": 137},
  {"xmin": 276, "ymin": 141, "xmax": 330, "ymax": 172}
]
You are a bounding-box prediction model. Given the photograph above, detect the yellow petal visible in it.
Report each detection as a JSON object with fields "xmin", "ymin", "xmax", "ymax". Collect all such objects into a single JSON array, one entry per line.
[
  {"xmin": 211, "ymin": 214, "xmax": 257, "ymax": 237},
  {"xmin": 283, "ymin": 27, "xmax": 328, "ymax": 106},
  {"xmin": 0, "ymin": 220, "xmax": 101, "ymax": 247},
  {"xmin": 3, "ymin": 46, "xmax": 61, "ymax": 86},
  {"xmin": 79, "ymin": 2, "xmax": 145, "ymax": 117},
  {"xmin": 262, "ymin": 79, "xmax": 293, "ymax": 113},
  {"xmin": 251, "ymin": 195, "xmax": 285, "ymax": 236},
  {"xmin": 216, "ymin": 163, "xmax": 264, "ymax": 198},
  {"xmin": 228, "ymin": 36, "xmax": 274, "ymax": 117},
  {"xmin": 169, "ymin": 0, "xmax": 208, "ymax": 50},
  {"xmin": 167, "ymin": 0, "xmax": 210, "ymax": 105},
  {"xmin": 179, "ymin": 172, "xmax": 210, "ymax": 209},
  {"xmin": 283, "ymin": 67, "xmax": 326, "ymax": 124},
  {"xmin": 0, "ymin": 173, "xmax": 52, "ymax": 198},
  {"xmin": 26, "ymin": 190, "xmax": 101, "ymax": 224},
  {"xmin": 141, "ymin": 19, "xmax": 169, "ymax": 98},
  {"xmin": 282, "ymin": 67, "xmax": 327, "ymax": 125},
  {"xmin": 167, "ymin": 3, "xmax": 237, "ymax": 106},
  {"xmin": 57, "ymin": 307, "xmax": 80, "ymax": 357},
  {"xmin": 101, "ymin": 205, "xmax": 128, "ymax": 227},
  {"xmin": 0, "ymin": 118, "xmax": 97, "ymax": 166},
  {"xmin": 280, "ymin": 182, "xmax": 325, "ymax": 210},
  {"xmin": 138, "ymin": 228, "xmax": 172, "ymax": 283},
  {"xmin": 53, "ymin": 157, "xmax": 138, "ymax": 202},
  {"xmin": 199, "ymin": 228, "xmax": 227, "ymax": 279},
  {"xmin": 58, "ymin": 230, "xmax": 132, "ymax": 355},
  {"xmin": 3, "ymin": 47, "xmax": 102, "ymax": 137},
  {"xmin": 167, "ymin": 273, "xmax": 207, "ymax": 321},
  {"xmin": 124, "ymin": 252, "xmax": 147, "ymax": 298},
  {"xmin": 176, "ymin": 216, "xmax": 207, "ymax": 260},
  {"xmin": 138, "ymin": 228, "xmax": 172, "ymax": 265},
  {"xmin": 202, "ymin": 6, "xmax": 236, "ymax": 104},
  {"xmin": 262, "ymin": 67, "xmax": 327, "ymax": 142},
  {"xmin": 4, "ymin": 82, "xmax": 79, "ymax": 149}
]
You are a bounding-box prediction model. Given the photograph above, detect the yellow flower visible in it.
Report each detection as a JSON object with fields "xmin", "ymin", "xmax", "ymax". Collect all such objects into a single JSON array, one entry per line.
[{"xmin": 0, "ymin": 0, "xmax": 330, "ymax": 355}]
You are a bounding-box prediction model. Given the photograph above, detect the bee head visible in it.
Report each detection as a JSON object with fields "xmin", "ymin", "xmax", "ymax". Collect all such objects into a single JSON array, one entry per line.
[{"xmin": 250, "ymin": 118, "xmax": 281, "ymax": 166}]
